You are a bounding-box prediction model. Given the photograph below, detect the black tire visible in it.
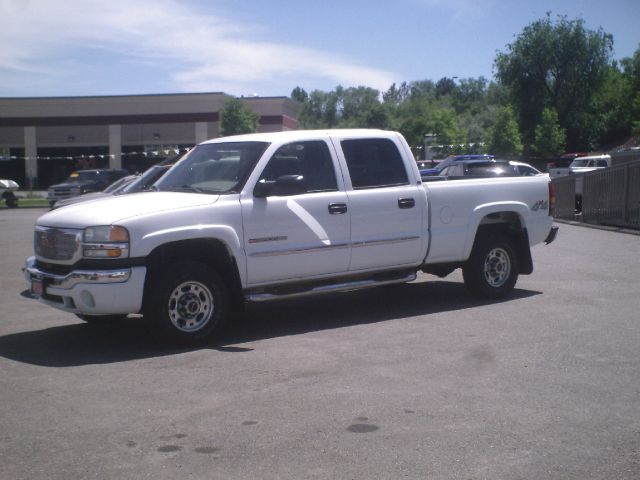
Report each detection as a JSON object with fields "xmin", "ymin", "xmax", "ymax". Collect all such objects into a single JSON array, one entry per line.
[
  {"xmin": 462, "ymin": 234, "xmax": 519, "ymax": 299},
  {"xmin": 75, "ymin": 314, "xmax": 128, "ymax": 323},
  {"xmin": 145, "ymin": 261, "xmax": 229, "ymax": 345}
]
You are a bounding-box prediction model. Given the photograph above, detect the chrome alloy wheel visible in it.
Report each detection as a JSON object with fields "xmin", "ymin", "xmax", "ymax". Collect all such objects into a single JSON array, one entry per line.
[
  {"xmin": 483, "ymin": 247, "xmax": 512, "ymax": 288},
  {"xmin": 168, "ymin": 280, "xmax": 214, "ymax": 333}
]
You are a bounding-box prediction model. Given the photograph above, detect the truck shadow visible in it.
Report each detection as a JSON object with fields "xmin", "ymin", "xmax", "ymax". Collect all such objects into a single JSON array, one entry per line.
[{"xmin": 0, "ymin": 280, "xmax": 540, "ymax": 367}]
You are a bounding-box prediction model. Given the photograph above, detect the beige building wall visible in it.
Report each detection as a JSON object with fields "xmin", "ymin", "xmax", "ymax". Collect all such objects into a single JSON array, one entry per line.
[{"xmin": 0, "ymin": 93, "xmax": 299, "ymax": 186}]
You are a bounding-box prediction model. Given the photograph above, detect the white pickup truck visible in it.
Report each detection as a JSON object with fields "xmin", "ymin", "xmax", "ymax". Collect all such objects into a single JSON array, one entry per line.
[
  {"xmin": 24, "ymin": 129, "xmax": 558, "ymax": 344},
  {"xmin": 548, "ymin": 154, "xmax": 611, "ymax": 178}
]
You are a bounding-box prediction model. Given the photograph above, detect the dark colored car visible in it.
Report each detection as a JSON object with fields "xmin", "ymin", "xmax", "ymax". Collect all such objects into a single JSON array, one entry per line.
[
  {"xmin": 51, "ymin": 174, "xmax": 138, "ymax": 209},
  {"xmin": 51, "ymin": 155, "xmax": 183, "ymax": 209},
  {"xmin": 420, "ymin": 154, "xmax": 495, "ymax": 177},
  {"xmin": 46, "ymin": 169, "xmax": 129, "ymax": 207},
  {"xmin": 424, "ymin": 159, "xmax": 518, "ymax": 180}
]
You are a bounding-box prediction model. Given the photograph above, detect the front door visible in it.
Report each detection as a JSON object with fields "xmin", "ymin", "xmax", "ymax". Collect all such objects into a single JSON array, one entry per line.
[{"xmin": 241, "ymin": 140, "xmax": 351, "ymax": 285}]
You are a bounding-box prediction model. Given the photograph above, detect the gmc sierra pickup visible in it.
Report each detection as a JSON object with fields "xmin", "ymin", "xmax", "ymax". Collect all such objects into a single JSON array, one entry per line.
[{"xmin": 24, "ymin": 129, "xmax": 558, "ymax": 343}]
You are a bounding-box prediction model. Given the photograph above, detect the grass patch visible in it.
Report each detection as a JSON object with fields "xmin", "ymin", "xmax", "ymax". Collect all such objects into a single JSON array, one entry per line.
[{"xmin": 1, "ymin": 197, "xmax": 49, "ymax": 209}]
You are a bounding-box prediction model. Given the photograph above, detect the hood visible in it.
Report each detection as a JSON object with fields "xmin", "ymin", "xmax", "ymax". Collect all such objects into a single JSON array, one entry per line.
[
  {"xmin": 53, "ymin": 192, "xmax": 112, "ymax": 209},
  {"xmin": 50, "ymin": 180, "xmax": 97, "ymax": 188},
  {"xmin": 38, "ymin": 191, "xmax": 219, "ymax": 228}
]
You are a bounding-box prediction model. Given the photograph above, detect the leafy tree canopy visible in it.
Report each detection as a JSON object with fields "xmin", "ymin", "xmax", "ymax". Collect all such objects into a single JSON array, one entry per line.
[
  {"xmin": 495, "ymin": 14, "xmax": 614, "ymax": 151},
  {"xmin": 220, "ymin": 97, "xmax": 260, "ymax": 137},
  {"xmin": 532, "ymin": 108, "xmax": 566, "ymax": 157},
  {"xmin": 487, "ymin": 106, "xmax": 523, "ymax": 157},
  {"xmin": 297, "ymin": 86, "xmax": 389, "ymax": 130}
]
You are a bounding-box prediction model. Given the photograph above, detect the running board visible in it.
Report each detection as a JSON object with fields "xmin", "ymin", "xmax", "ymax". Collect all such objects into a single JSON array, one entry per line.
[{"xmin": 245, "ymin": 272, "xmax": 417, "ymax": 303}]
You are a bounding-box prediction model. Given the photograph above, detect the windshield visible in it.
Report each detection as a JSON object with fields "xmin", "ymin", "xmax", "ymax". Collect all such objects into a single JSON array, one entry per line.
[
  {"xmin": 570, "ymin": 159, "xmax": 590, "ymax": 167},
  {"xmin": 121, "ymin": 165, "xmax": 169, "ymax": 193},
  {"xmin": 464, "ymin": 161, "xmax": 517, "ymax": 176},
  {"xmin": 104, "ymin": 175, "xmax": 137, "ymax": 193},
  {"xmin": 435, "ymin": 154, "xmax": 495, "ymax": 173},
  {"xmin": 155, "ymin": 142, "xmax": 269, "ymax": 194}
]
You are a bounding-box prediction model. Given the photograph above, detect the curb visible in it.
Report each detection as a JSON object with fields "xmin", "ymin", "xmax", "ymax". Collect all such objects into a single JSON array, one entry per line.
[{"xmin": 554, "ymin": 218, "xmax": 640, "ymax": 236}]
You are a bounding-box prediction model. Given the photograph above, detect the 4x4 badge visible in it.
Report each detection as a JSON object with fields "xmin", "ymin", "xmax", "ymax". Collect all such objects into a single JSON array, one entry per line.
[{"xmin": 531, "ymin": 200, "xmax": 549, "ymax": 211}]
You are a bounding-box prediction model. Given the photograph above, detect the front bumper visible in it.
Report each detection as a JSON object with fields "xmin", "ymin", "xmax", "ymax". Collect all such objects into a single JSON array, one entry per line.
[{"xmin": 23, "ymin": 256, "xmax": 146, "ymax": 315}]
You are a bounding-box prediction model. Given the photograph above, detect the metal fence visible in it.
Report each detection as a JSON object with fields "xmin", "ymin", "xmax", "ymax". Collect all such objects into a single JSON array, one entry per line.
[
  {"xmin": 552, "ymin": 175, "xmax": 577, "ymax": 220},
  {"xmin": 552, "ymin": 160, "xmax": 640, "ymax": 230}
]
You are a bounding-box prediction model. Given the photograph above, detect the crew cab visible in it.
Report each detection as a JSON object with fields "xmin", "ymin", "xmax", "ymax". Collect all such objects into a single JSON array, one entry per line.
[{"xmin": 24, "ymin": 130, "xmax": 558, "ymax": 344}]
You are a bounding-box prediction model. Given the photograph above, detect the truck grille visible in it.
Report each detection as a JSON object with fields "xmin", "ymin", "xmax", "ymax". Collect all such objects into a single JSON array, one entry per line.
[
  {"xmin": 34, "ymin": 227, "xmax": 81, "ymax": 261},
  {"xmin": 49, "ymin": 186, "xmax": 80, "ymax": 200}
]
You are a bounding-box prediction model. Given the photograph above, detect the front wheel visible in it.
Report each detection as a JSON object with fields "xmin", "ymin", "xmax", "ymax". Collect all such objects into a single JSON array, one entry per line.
[
  {"xmin": 145, "ymin": 261, "xmax": 229, "ymax": 345},
  {"xmin": 462, "ymin": 234, "xmax": 519, "ymax": 299}
]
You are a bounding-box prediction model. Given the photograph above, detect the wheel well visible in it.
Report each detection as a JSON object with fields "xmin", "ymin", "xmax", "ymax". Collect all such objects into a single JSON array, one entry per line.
[
  {"xmin": 143, "ymin": 238, "xmax": 244, "ymax": 311},
  {"xmin": 475, "ymin": 212, "xmax": 533, "ymax": 275}
]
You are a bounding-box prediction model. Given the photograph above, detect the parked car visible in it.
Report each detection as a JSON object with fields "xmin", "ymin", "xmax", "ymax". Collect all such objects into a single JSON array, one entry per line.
[
  {"xmin": 546, "ymin": 152, "xmax": 588, "ymax": 173},
  {"xmin": 47, "ymin": 169, "xmax": 129, "ymax": 207},
  {"xmin": 420, "ymin": 154, "xmax": 495, "ymax": 177},
  {"xmin": 568, "ymin": 154, "xmax": 611, "ymax": 174},
  {"xmin": 548, "ymin": 154, "xmax": 611, "ymax": 179},
  {"xmin": 52, "ymin": 175, "xmax": 139, "ymax": 209},
  {"xmin": 52, "ymin": 155, "xmax": 183, "ymax": 209},
  {"xmin": 429, "ymin": 159, "xmax": 518, "ymax": 180},
  {"xmin": 510, "ymin": 161, "xmax": 545, "ymax": 176}
]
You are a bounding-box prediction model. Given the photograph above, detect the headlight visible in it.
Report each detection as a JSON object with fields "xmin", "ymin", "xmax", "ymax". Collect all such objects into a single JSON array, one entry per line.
[{"xmin": 82, "ymin": 226, "xmax": 129, "ymax": 258}]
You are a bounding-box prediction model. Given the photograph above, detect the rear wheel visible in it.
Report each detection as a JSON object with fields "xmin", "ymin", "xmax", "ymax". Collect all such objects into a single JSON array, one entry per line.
[
  {"xmin": 463, "ymin": 234, "xmax": 519, "ymax": 299},
  {"xmin": 145, "ymin": 261, "xmax": 229, "ymax": 345}
]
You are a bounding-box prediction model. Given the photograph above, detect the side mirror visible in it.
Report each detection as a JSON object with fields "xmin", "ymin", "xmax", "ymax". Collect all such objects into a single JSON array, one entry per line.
[
  {"xmin": 254, "ymin": 175, "xmax": 306, "ymax": 198},
  {"xmin": 253, "ymin": 179, "xmax": 274, "ymax": 198}
]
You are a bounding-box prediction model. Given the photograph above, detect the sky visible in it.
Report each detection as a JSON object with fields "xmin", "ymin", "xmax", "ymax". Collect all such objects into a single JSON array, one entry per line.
[{"xmin": 0, "ymin": 0, "xmax": 639, "ymax": 99}]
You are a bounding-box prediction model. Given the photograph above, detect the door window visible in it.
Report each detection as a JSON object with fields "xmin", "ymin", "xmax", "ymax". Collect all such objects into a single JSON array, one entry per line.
[
  {"xmin": 259, "ymin": 141, "xmax": 337, "ymax": 193},
  {"xmin": 341, "ymin": 138, "xmax": 409, "ymax": 189}
]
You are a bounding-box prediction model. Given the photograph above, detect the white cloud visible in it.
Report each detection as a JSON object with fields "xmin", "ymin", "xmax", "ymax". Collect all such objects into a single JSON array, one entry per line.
[{"xmin": 0, "ymin": 0, "xmax": 397, "ymax": 96}]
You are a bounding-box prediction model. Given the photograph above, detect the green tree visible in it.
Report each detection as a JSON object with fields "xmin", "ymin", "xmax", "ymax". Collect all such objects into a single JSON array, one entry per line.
[
  {"xmin": 295, "ymin": 76, "xmax": 502, "ymax": 156},
  {"xmin": 432, "ymin": 108, "xmax": 465, "ymax": 147},
  {"xmin": 298, "ymin": 89, "xmax": 339, "ymax": 128},
  {"xmin": 382, "ymin": 82, "xmax": 412, "ymax": 105},
  {"xmin": 290, "ymin": 86, "xmax": 308, "ymax": 103},
  {"xmin": 339, "ymin": 86, "xmax": 388, "ymax": 128},
  {"xmin": 532, "ymin": 108, "xmax": 566, "ymax": 157},
  {"xmin": 487, "ymin": 106, "xmax": 523, "ymax": 157},
  {"xmin": 621, "ymin": 45, "xmax": 640, "ymax": 141},
  {"xmin": 494, "ymin": 14, "xmax": 613, "ymax": 151},
  {"xmin": 219, "ymin": 97, "xmax": 260, "ymax": 136},
  {"xmin": 296, "ymin": 86, "xmax": 388, "ymax": 129},
  {"xmin": 435, "ymin": 77, "xmax": 457, "ymax": 98}
]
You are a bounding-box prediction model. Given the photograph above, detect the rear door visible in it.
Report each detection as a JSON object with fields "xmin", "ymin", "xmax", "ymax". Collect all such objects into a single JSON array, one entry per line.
[{"xmin": 333, "ymin": 135, "xmax": 428, "ymax": 272}]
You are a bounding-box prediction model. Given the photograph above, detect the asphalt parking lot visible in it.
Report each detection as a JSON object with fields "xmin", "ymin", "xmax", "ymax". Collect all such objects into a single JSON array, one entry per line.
[{"xmin": 1, "ymin": 208, "xmax": 639, "ymax": 480}]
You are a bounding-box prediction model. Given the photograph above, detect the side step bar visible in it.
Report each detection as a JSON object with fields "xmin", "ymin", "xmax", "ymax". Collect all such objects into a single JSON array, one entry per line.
[{"xmin": 245, "ymin": 272, "xmax": 417, "ymax": 303}]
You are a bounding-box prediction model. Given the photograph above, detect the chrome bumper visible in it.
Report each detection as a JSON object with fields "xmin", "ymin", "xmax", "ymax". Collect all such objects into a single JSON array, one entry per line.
[
  {"xmin": 22, "ymin": 256, "xmax": 145, "ymax": 315},
  {"xmin": 23, "ymin": 256, "xmax": 130, "ymax": 290}
]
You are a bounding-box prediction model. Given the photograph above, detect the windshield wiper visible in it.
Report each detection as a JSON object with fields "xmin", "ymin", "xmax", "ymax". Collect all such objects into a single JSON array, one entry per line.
[{"xmin": 163, "ymin": 185, "xmax": 220, "ymax": 194}]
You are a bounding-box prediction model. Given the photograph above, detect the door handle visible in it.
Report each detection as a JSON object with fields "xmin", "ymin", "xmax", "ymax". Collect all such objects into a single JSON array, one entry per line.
[
  {"xmin": 328, "ymin": 203, "xmax": 348, "ymax": 214},
  {"xmin": 398, "ymin": 198, "xmax": 415, "ymax": 209}
]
